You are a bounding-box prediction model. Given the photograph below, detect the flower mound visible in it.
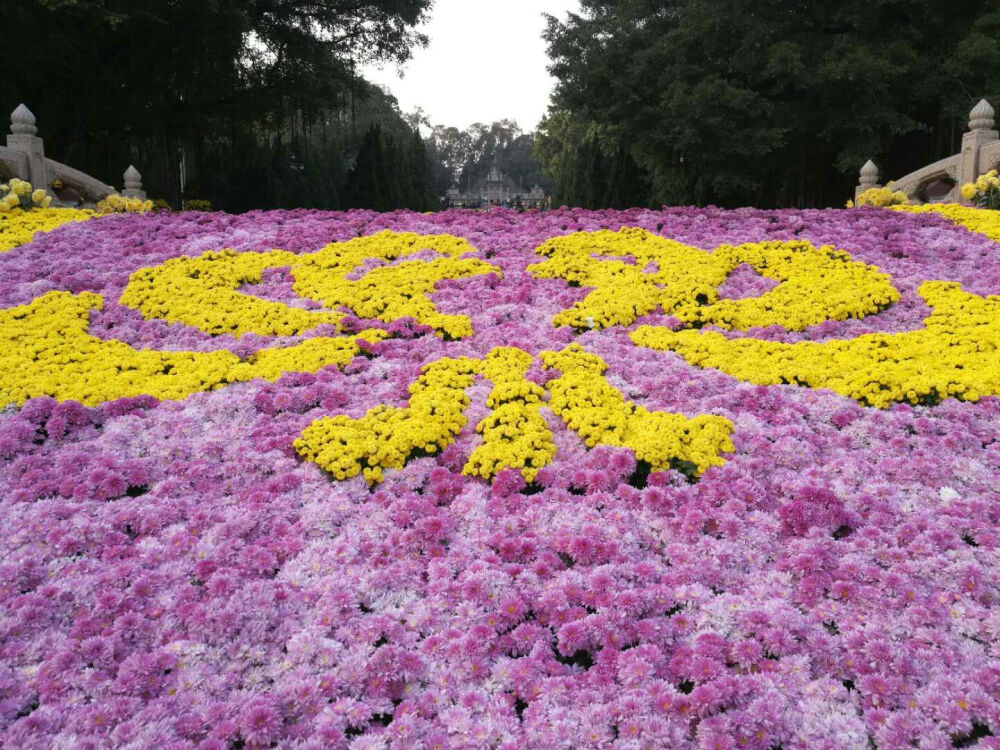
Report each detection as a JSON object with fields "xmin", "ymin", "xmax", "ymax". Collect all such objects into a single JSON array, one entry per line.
[{"xmin": 1, "ymin": 205, "xmax": 999, "ymax": 749}]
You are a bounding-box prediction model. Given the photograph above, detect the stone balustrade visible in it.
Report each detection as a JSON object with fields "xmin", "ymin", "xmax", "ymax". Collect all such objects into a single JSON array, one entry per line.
[
  {"xmin": 0, "ymin": 103, "xmax": 146, "ymax": 203},
  {"xmin": 856, "ymin": 99, "xmax": 1000, "ymax": 204}
]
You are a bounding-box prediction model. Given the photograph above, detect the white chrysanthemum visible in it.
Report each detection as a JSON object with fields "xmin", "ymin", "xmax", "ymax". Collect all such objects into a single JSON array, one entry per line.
[{"xmin": 939, "ymin": 485, "xmax": 960, "ymax": 501}]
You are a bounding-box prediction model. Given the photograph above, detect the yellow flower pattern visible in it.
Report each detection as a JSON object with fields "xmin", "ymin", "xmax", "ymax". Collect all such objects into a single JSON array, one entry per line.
[
  {"xmin": 528, "ymin": 228, "xmax": 899, "ymax": 332},
  {"xmin": 120, "ymin": 249, "xmax": 341, "ymax": 337},
  {"xmin": 295, "ymin": 344, "xmax": 732, "ymax": 484},
  {"xmin": 893, "ymin": 203, "xmax": 1000, "ymax": 245},
  {"xmin": 0, "ymin": 291, "xmax": 386, "ymax": 408},
  {"xmin": 3, "ymin": 210, "xmax": 998, "ymax": 486},
  {"xmin": 631, "ymin": 282, "xmax": 1000, "ymax": 408},
  {"xmin": 463, "ymin": 347, "xmax": 557, "ymax": 482},
  {"xmin": 541, "ymin": 345, "xmax": 734, "ymax": 476},
  {"xmin": 0, "ymin": 207, "xmax": 93, "ymax": 252},
  {"xmin": 121, "ymin": 231, "xmax": 501, "ymax": 339},
  {"xmin": 295, "ymin": 355, "xmax": 481, "ymax": 485}
]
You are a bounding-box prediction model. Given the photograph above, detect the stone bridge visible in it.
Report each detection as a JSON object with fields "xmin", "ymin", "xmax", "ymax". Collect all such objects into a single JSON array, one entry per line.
[
  {"xmin": 0, "ymin": 103, "xmax": 146, "ymax": 202},
  {"xmin": 856, "ymin": 99, "xmax": 1000, "ymax": 204}
]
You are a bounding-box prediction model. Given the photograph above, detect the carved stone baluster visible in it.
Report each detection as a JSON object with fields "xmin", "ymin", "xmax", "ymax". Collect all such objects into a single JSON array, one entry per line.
[
  {"xmin": 959, "ymin": 99, "xmax": 998, "ymax": 194},
  {"xmin": 7, "ymin": 104, "xmax": 47, "ymax": 187},
  {"xmin": 855, "ymin": 160, "xmax": 880, "ymax": 201},
  {"xmin": 122, "ymin": 165, "xmax": 147, "ymax": 200}
]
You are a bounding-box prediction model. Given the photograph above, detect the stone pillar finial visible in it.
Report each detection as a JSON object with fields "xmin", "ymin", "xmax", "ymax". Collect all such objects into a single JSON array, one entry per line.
[
  {"xmin": 122, "ymin": 165, "xmax": 147, "ymax": 200},
  {"xmin": 969, "ymin": 99, "xmax": 995, "ymax": 131},
  {"xmin": 10, "ymin": 104, "xmax": 37, "ymax": 136},
  {"xmin": 859, "ymin": 160, "xmax": 879, "ymax": 187},
  {"xmin": 7, "ymin": 104, "xmax": 46, "ymax": 186},
  {"xmin": 124, "ymin": 165, "xmax": 142, "ymax": 191},
  {"xmin": 855, "ymin": 160, "xmax": 880, "ymax": 201},
  {"xmin": 961, "ymin": 100, "xmax": 999, "ymax": 188}
]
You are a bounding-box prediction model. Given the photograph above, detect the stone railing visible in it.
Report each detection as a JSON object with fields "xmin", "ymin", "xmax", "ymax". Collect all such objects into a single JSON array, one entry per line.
[
  {"xmin": 0, "ymin": 103, "xmax": 147, "ymax": 203},
  {"xmin": 856, "ymin": 99, "xmax": 1000, "ymax": 204}
]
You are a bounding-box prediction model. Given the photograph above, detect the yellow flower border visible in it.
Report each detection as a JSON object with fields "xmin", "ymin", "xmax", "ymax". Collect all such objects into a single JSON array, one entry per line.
[
  {"xmin": 0, "ymin": 207, "xmax": 93, "ymax": 252},
  {"xmin": 893, "ymin": 203, "xmax": 1000, "ymax": 245}
]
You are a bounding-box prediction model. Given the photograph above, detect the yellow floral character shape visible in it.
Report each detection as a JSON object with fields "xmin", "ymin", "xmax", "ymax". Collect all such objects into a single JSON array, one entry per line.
[
  {"xmin": 291, "ymin": 231, "xmax": 499, "ymax": 340},
  {"xmin": 631, "ymin": 282, "xmax": 1000, "ymax": 409},
  {"xmin": 674, "ymin": 241, "xmax": 900, "ymax": 331},
  {"xmin": 540, "ymin": 344, "xmax": 734, "ymax": 477},
  {"xmin": 0, "ymin": 291, "xmax": 386, "ymax": 407},
  {"xmin": 295, "ymin": 347, "xmax": 558, "ymax": 485},
  {"xmin": 294, "ymin": 355, "xmax": 482, "ymax": 484},
  {"xmin": 529, "ymin": 228, "xmax": 899, "ymax": 333},
  {"xmin": 296, "ymin": 344, "xmax": 735, "ymax": 485},
  {"xmin": 120, "ymin": 231, "xmax": 500, "ymax": 339},
  {"xmin": 528, "ymin": 227, "xmax": 730, "ymax": 329},
  {"xmin": 120, "ymin": 248, "xmax": 340, "ymax": 337},
  {"xmin": 463, "ymin": 347, "xmax": 557, "ymax": 482}
]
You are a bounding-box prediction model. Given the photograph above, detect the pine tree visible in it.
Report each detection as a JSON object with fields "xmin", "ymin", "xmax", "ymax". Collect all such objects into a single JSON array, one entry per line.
[
  {"xmin": 407, "ymin": 131, "xmax": 434, "ymax": 210},
  {"xmin": 348, "ymin": 125, "xmax": 388, "ymax": 209}
]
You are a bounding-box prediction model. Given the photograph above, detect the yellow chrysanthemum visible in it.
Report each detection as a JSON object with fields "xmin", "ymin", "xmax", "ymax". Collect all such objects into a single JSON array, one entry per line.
[
  {"xmin": 893, "ymin": 203, "xmax": 1000, "ymax": 244},
  {"xmin": 0, "ymin": 207, "xmax": 93, "ymax": 252},
  {"xmin": 632, "ymin": 282, "xmax": 1000, "ymax": 409},
  {"xmin": 852, "ymin": 186, "xmax": 910, "ymax": 207},
  {"xmin": 528, "ymin": 228, "xmax": 899, "ymax": 332},
  {"xmin": 296, "ymin": 343, "xmax": 733, "ymax": 484},
  {"xmin": 0, "ymin": 290, "xmax": 386, "ymax": 407},
  {"xmin": 121, "ymin": 231, "xmax": 501, "ymax": 339},
  {"xmin": 541, "ymin": 344, "xmax": 733, "ymax": 476}
]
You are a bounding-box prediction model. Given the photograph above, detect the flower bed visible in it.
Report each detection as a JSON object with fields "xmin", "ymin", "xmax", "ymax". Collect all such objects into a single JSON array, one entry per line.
[
  {"xmin": 1, "ymin": 205, "xmax": 999, "ymax": 748},
  {"xmin": 0, "ymin": 207, "xmax": 92, "ymax": 252}
]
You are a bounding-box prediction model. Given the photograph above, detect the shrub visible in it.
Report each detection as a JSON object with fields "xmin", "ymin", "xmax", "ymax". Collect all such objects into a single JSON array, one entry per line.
[
  {"xmin": 846, "ymin": 183, "xmax": 910, "ymax": 208},
  {"xmin": 95, "ymin": 193, "xmax": 152, "ymax": 214},
  {"xmin": 0, "ymin": 179, "xmax": 53, "ymax": 212},
  {"xmin": 960, "ymin": 169, "xmax": 1000, "ymax": 209}
]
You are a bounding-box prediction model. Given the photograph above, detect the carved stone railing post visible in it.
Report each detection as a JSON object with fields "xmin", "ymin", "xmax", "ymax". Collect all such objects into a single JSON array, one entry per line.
[
  {"xmin": 122, "ymin": 165, "xmax": 146, "ymax": 200},
  {"xmin": 855, "ymin": 160, "xmax": 880, "ymax": 200},
  {"xmin": 7, "ymin": 104, "xmax": 47, "ymax": 188},
  {"xmin": 958, "ymin": 99, "xmax": 998, "ymax": 198}
]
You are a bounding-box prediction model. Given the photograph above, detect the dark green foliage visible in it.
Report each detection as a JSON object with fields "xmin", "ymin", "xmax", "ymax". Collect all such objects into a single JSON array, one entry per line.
[
  {"xmin": 0, "ymin": 0, "xmax": 433, "ymax": 211},
  {"xmin": 348, "ymin": 124, "xmax": 392, "ymax": 210},
  {"xmin": 345, "ymin": 124, "xmax": 436, "ymax": 211},
  {"xmin": 406, "ymin": 130, "xmax": 438, "ymax": 210},
  {"xmin": 540, "ymin": 1, "xmax": 1000, "ymax": 208}
]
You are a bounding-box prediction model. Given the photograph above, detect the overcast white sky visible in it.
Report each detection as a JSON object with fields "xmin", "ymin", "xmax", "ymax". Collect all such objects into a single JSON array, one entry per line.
[{"xmin": 360, "ymin": 0, "xmax": 581, "ymax": 131}]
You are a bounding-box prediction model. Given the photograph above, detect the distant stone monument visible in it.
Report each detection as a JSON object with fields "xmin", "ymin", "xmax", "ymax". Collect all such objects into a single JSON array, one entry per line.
[{"xmin": 446, "ymin": 164, "xmax": 548, "ymax": 209}]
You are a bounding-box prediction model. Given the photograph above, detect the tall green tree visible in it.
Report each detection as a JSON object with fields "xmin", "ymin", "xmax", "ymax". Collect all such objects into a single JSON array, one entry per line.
[
  {"xmin": 542, "ymin": 1, "xmax": 1000, "ymax": 207},
  {"xmin": 406, "ymin": 130, "xmax": 436, "ymax": 210},
  {"xmin": 0, "ymin": 0, "xmax": 432, "ymax": 209},
  {"xmin": 347, "ymin": 124, "xmax": 390, "ymax": 210}
]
